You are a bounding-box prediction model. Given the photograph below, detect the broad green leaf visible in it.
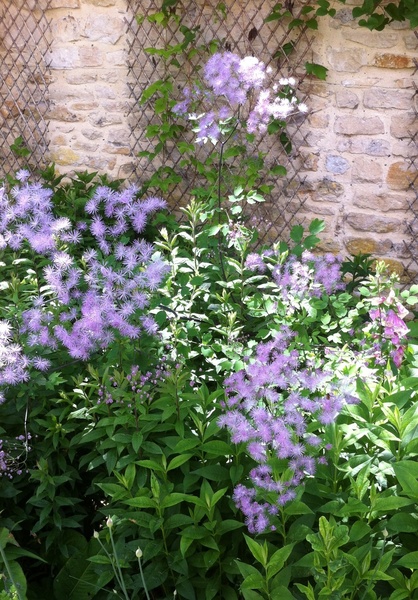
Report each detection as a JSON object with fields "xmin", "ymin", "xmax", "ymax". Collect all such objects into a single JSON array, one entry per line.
[{"xmin": 244, "ymin": 535, "xmax": 268, "ymax": 567}]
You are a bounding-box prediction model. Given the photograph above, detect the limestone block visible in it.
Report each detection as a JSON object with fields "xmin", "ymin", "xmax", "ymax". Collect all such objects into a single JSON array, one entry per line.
[
  {"xmin": 363, "ymin": 88, "xmax": 413, "ymax": 110},
  {"xmin": 48, "ymin": 104, "xmax": 79, "ymax": 121},
  {"xmin": 326, "ymin": 48, "xmax": 367, "ymax": 72},
  {"xmin": 313, "ymin": 179, "xmax": 345, "ymax": 201},
  {"xmin": 84, "ymin": 0, "xmax": 117, "ymax": 5},
  {"xmin": 326, "ymin": 155, "xmax": 350, "ymax": 174},
  {"xmin": 82, "ymin": 128, "xmax": 104, "ymax": 140},
  {"xmin": 373, "ymin": 54, "xmax": 414, "ymax": 69},
  {"xmin": 346, "ymin": 212, "xmax": 403, "ymax": 233},
  {"xmin": 83, "ymin": 15, "xmax": 125, "ymax": 45},
  {"xmin": 390, "ymin": 113, "xmax": 416, "ymax": 138},
  {"xmin": 336, "ymin": 137, "xmax": 390, "ymax": 156},
  {"xmin": 78, "ymin": 46, "xmax": 103, "ymax": 67},
  {"xmin": 50, "ymin": 146, "xmax": 80, "ymax": 166},
  {"xmin": 405, "ymin": 32, "xmax": 418, "ymax": 50},
  {"xmin": 353, "ymin": 192, "xmax": 409, "ymax": 212},
  {"xmin": 352, "ymin": 157, "xmax": 383, "ymax": 183},
  {"xmin": 48, "ymin": 0, "xmax": 80, "ymax": 7},
  {"xmin": 387, "ymin": 161, "xmax": 416, "ymax": 190},
  {"xmin": 47, "ymin": 47, "xmax": 79, "ymax": 69},
  {"xmin": 334, "ymin": 116, "xmax": 385, "ymax": 135},
  {"xmin": 336, "ymin": 89, "xmax": 359, "ymax": 108},
  {"xmin": 65, "ymin": 72, "xmax": 98, "ymax": 85},
  {"xmin": 307, "ymin": 112, "xmax": 329, "ymax": 129},
  {"xmin": 346, "ymin": 237, "xmax": 393, "ymax": 255},
  {"xmin": 342, "ymin": 29, "xmax": 398, "ymax": 48},
  {"xmin": 51, "ymin": 15, "xmax": 81, "ymax": 42}
]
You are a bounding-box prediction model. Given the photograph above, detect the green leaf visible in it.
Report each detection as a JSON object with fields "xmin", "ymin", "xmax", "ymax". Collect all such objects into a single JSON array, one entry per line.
[
  {"xmin": 393, "ymin": 461, "xmax": 418, "ymax": 500},
  {"xmin": 124, "ymin": 496, "xmax": 157, "ymax": 509},
  {"xmin": 387, "ymin": 513, "xmax": 418, "ymax": 534},
  {"xmin": 396, "ymin": 551, "xmax": 418, "ymax": 569},
  {"xmin": 243, "ymin": 535, "xmax": 268, "ymax": 568},
  {"xmin": 267, "ymin": 544, "xmax": 295, "ymax": 578},
  {"xmin": 167, "ymin": 454, "xmax": 193, "ymax": 471},
  {"xmin": 290, "ymin": 225, "xmax": 304, "ymax": 243},
  {"xmin": 305, "ymin": 62, "xmax": 328, "ymax": 80}
]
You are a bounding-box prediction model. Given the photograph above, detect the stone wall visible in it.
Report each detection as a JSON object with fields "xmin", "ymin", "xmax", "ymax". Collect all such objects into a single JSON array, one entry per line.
[
  {"xmin": 2, "ymin": 0, "xmax": 417, "ymax": 274},
  {"xmin": 295, "ymin": 1, "xmax": 417, "ymax": 278},
  {"xmin": 45, "ymin": 0, "xmax": 133, "ymax": 177}
]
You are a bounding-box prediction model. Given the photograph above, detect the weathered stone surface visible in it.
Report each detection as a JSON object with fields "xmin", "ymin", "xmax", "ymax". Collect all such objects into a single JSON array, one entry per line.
[
  {"xmin": 336, "ymin": 137, "xmax": 390, "ymax": 156},
  {"xmin": 327, "ymin": 48, "xmax": 368, "ymax": 72},
  {"xmin": 47, "ymin": 47, "xmax": 79, "ymax": 69},
  {"xmin": 78, "ymin": 46, "xmax": 103, "ymax": 67},
  {"xmin": 353, "ymin": 192, "xmax": 409, "ymax": 212},
  {"xmin": 314, "ymin": 179, "xmax": 345, "ymax": 201},
  {"xmin": 373, "ymin": 53, "xmax": 414, "ymax": 69},
  {"xmin": 392, "ymin": 142, "xmax": 417, "ymax": 158},
  {"xmin": 85, "ymin": 156, "xmax": 117, "ymax": 170},
  {"xmin": 387, "ymin": 161, "xmax": 416, "ymax": 190},
  {"xmin": 316, "ymin": 239, "xmax": 342, "ymax": 253},
  {"xmin": 48, "ymin": 105, "xmax": 79, "ymax": 121},
  {"xmin": 352, "ymin": 157, "xmax": 383, "ymax": 183},
  {"xmin": 342, "ymin": 29, "xmax": 398, "ymax": 48},
  {"xmin": 65, "ymin": 72, "xmax": 98, "ymax": 85},
  {"xmin": 334, "ymin": 116, "xmax": 384, "ymax": 135},
  {"xmin": 405, "ymin": 33, "xmax": 418, "ymax": 50},
  {"xmin": 346, "ymin": 212, "xmax": 403, "ymax": 233},
  {"xmin": 105, "ymin": 51, "xmax": 127, "ymax": 66},
  {"xmin": 326, "ymin": 155, "xmax": 350, "ymax": 174},
  {"xmin": 51, "ymin": 16, "xmax": 81, "ymax": 42},
  {"xmin": 82, "ymin": 128, "xmax": 104, "ymax": 140},
  {"xmin": 48, "ymin": 0, "xmax": 80, "ymax": 7},
  {"xmin": 390, "ymin": 113, "xmax": 416, "ymax": 138},
  {"xmin": 89, "ymin": 112, "xmax": 123, "ymax": 126},
  {"xmin": 84, "ymin": 0, "xmax": 116, "ymax": 5},
  {"xmin": 95, "ymin": 86, "xmax": 117, "ymax": 100},
  {"xmin": 82, "ymin": 15, "xmax": 125, "ymax": 45},
  {"xmin": 308, "ymin": 112, "xmax": 330, "ymax": 128},
  {"xmin": 69, "ymin": 101, "xmax": 100, "ymax": 111},
  {"xmin": 50, "ymin": 147, "xmax": 80, "ymax": 166},
  {"xmin": 363, "ymin": 88, "xmax": 413, "ymax": 110},
  {"xmin": 335, "ymin": 89, "xmax": 359, "ymax": 108},
  {"xmin": 346, "ymin": 237, "xmax": 393, "ymax": 255}
]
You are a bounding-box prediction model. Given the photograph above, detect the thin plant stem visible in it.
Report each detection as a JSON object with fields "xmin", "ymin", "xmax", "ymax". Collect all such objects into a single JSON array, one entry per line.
[
  {"xmin": 136, "ymin": 552, "xmax": 151, "ymax": 600},
  {"xmin": 108, "ymin": 525, "xmax": 131, "ymax": 600}
]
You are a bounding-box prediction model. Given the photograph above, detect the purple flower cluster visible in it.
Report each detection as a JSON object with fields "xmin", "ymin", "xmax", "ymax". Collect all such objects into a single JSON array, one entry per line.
[
  {"xmin": 173, "ymin": 52, "xmax": 307, "ymax": 142},
  {"xmin": 0, "ymin": 178, "xmax": 169, "ymax": 363},
  {"xmin": 218, "ymin": 326, "xmax": 356, "ymax": 533},
  {"xmin": 245, "ymin": 250, "xmax": 344, "ymax": 309}
]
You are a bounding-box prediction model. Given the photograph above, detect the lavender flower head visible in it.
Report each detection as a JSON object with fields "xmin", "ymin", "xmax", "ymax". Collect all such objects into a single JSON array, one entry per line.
[
  {"xmin": 219, "ymin": 326, "xmax": 357, "ymax": 533},
  {"xmin": 1, "ymin": 177, "xmax": 169, "ymax": 365},
  {"xmin": 173, "ymin": 52, "xmax": 308, "ymax": 143}
]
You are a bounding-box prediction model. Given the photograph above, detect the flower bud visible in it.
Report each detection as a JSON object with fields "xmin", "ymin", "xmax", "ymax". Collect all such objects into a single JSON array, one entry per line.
[
  {"xmin": 106, "ymin": 517, "xmax": 113, "ymax": 528},
  {"xmin": 135, "ymin": 547, "xmax": 143, "ymax": 559}
]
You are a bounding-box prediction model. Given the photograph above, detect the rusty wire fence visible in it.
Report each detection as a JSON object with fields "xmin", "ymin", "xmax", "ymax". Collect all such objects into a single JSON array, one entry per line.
[
  {"xmin": 0, "ymin": 0, "xmax": 52, "ymax": 175},
  {"xmin": 125, "ymin": 0, "xmax": 316, "ymax": 245}
]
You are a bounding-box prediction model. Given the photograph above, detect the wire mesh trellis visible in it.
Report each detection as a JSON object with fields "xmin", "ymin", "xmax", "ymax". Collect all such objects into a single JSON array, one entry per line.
[
  {"xmin": 403, "ymin": 31, "xmax": 418, "ymax": 287},
  {"xmin": 125, "ymin": 0, "xmax": 315, "ymax": 246},
  {"xmin": 0, "ymin": 0, "xmax": 52, "ymax": 178}
]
